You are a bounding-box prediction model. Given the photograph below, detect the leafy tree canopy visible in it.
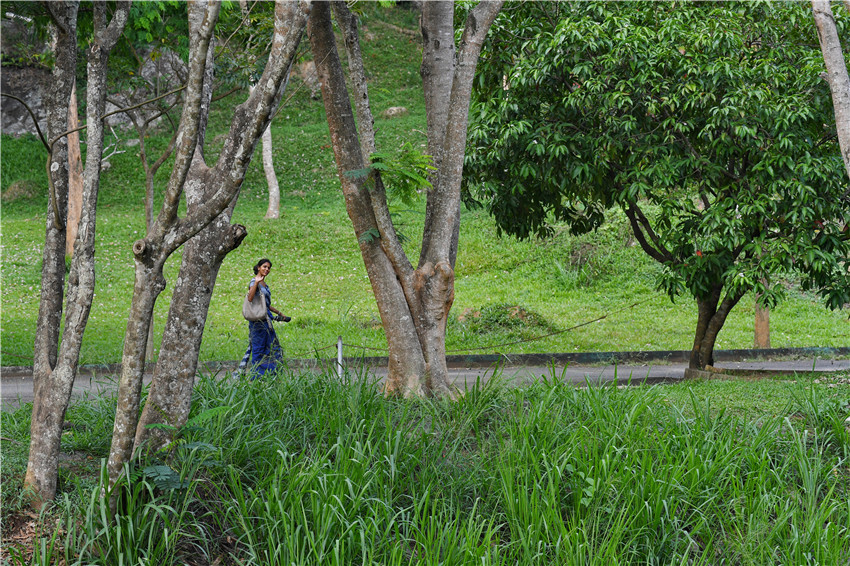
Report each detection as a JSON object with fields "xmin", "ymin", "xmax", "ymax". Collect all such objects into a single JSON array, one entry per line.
[{"xmin": 465, "ymin": 0, "xmax": 850, "ymax": 314}]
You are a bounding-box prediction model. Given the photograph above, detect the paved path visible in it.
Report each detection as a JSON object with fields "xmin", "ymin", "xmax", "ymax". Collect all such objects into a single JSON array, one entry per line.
[{"xmin": 3, "ymin": 358, "xmax": 848, "ymax": 411}]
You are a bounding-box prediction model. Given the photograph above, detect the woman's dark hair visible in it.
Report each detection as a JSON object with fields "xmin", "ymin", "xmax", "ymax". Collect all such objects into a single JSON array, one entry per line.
[{"xmin": 253, "ymin": 258, "xmax": 273, "ymax": 275}]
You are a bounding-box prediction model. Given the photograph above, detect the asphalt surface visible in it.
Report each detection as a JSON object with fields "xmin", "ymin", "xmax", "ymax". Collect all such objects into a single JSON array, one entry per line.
[{"xmin": 2, "ymin": 358, "xmax": 848, "ymax": 411}]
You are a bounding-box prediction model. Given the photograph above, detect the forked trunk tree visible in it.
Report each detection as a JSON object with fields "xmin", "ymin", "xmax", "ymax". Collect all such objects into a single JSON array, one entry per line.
[
  {"xmin": 812, "ymin": 0, "xmax": 850, "ymax": 181},
  {"xmin": 689, "ymin": 287, "xmax": 744, "ymax": 369},
  {"xmin": 107, "ymin": 0, "xmax": 309, "ymax": 478},
  {"xmin": 26, "ymin": 0, "xmax": 130, "ymax": 508},
  {"xmin": 309, "ymin": 0, "xmax": 503, "ymax": 398}
]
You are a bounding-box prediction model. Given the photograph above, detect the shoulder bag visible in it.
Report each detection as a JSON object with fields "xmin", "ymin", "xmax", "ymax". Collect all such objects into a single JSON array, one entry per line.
[{"xmin": 242, "ymin": 290, "xmax": 267, "ymax": 321}]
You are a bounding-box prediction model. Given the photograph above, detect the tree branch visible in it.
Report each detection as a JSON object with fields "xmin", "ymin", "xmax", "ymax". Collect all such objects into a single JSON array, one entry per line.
[
  {"xmin": 151, "ymin": 129, "xmax": 180, "ymax": 176},
  {"xmin": 211, "ymin": 86, "xmax": 242, "ymax": 103},
  {"xmin": 154, "ymin": 1, "xmax": 221, "ymax": 234},
  {"xmin": 631, "ymin": 200, "xmax": 673, "ymax": 259},
  {"xmin": 420, "ymin": 0, "xmax": 505, "ymax": 266},
  {"xmin": 167, "ymin": 0, "xmax": 309, "ymax": 250},
  {"xmin": 331, "ymin": 1, "xmax": 414, "ymax": 282},
  {"xmin": 812, "ymin": 0, "xmax": 850, "ymax": 181},
  {"xmin": 0, "ymin": 93, "xmax": 50, "ymax": 151},
  {"xmin": 623, "ymin": 201, "xmax": 674, "ymax": 263}
]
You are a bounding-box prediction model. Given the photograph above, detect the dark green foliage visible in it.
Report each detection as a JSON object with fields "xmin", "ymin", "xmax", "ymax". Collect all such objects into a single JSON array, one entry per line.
[
  {"xmin": 457, "ymin": 302, "xmax": 554, "ymax": 333},
  {"xmin": 126, "ymin": 1, "xmax": 187, "ymax": 48},
  {"xmin": 465, "ymin": 1, "xmax": 850, "ymax": 313}
]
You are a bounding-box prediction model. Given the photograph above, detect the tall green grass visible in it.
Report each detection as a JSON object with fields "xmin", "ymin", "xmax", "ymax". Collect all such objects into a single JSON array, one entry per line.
[{"xmin": 4, "ymin": 367, "xmax": 848, "ymax": 565}]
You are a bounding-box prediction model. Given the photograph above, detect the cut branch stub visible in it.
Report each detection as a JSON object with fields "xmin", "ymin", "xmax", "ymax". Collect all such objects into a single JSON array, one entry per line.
[{"xmin": 132, "ymin": 239, "xmax": 147, "ymax": 257}]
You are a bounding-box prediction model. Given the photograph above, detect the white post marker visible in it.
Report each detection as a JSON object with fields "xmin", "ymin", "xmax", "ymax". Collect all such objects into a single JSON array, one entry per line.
[{"xmin": 337, "ymin": 336, "xmax": 343, "ymax": 379}]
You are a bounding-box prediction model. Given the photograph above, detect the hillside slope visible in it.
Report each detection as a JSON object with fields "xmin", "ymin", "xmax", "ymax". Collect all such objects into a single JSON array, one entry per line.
[{"xmin": 1, "ymin": 6, "xmax": 846, "ymax": 366}]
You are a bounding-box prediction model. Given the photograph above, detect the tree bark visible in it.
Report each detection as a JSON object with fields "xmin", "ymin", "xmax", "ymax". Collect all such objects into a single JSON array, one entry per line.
[
  {"xmin": 262, "ymin": 124, "xmax": 281, "ymax": 219},
  {"xmin": 32, "ymin": 2, "xmax": 78, "ymax": 392},
  {"xmin": 133, "ymin": 191, "xmax": 245, "ymax": 453},
  {"xmin": 312, "ymin": 0, "xmax": 503, "ymax": 397},
  {"xmin": 754, "ymin": 297, "xmax": 770, "ymax": 349},
  {"xmin": 812, "ymin": 0, "xmax": 850, "ymax": 181},
  {"xmin": 26, "ymin": 1, "xmax": 79, "ymax": 508},
  {"xmin": 419, "ymin": 1, "xmax": 456, "ymax": 264},
  {"xmin": 26, "ymin": 0, "xmax": 129, "ymax": 508},
  {"xmin": 107, "ymin": 0, "xmax": 309, "ymax": 487},
  {"xmin": 690, "ymin": 287, "xmax": 745, "ymax": 369},
  {"xmin": 65, "ymin": 83, "xmax": 83, "ymax": 258}
]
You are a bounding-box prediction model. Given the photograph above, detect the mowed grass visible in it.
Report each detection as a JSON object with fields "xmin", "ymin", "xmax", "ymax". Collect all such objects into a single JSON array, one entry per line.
[
  {"xmin": 1, "ymin": 4, "xmax": 848, "ymax": 367},
  {"xmin": 2, "ymin": 369, "xmax": 849, "ymax": 565}
]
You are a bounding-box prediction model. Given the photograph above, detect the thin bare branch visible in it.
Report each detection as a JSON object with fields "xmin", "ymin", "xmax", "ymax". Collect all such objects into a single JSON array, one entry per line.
[
  {"xmin": 0, "ymin": 93, "xmax": 50, "ymax": 151},
  {"xmin": 211, "ymin": 86, "xmax": 242, "ymax": 103}
]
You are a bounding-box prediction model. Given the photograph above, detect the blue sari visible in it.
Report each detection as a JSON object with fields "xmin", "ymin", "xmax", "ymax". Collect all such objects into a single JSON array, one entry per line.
[{"xmin": 238, "ymin": 277, "xmax": 282, "ymax": 377}]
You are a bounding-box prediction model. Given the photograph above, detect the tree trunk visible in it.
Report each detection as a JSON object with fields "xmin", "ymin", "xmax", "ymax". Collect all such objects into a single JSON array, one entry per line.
[
  {"xmin": 262, "ymin": 124, "xmax": 281, "ymax": 219},
  {"xmin": 134, "ymin": 195, "xmax": 245, "ymax": 453},
  {"xmin": 312, "ymin": 0, "xmax": 502, "ymax": 398},
  {"xmin": 754, "ymin": 298, "xmax": 770, "ymax": 349},
  {"xmin": 244, "ymin": 80, "xmax": 285, "ymax": 221},
  {"xmin": 689, "ymin": 287, "xmax": 744, "ymax": 369},
  {"xmin": 32, "ymin": 2, "xmax": 78, "ymax": 392},
  {"xmin": 107, "ymin": 0, "xmax": 309, "ymax": 488},
  {"xmin": 812, "ymin": 0, "xmax": 850, "ymax": 181},
  {"xmin": 419, "ymin": 1, "xmax": 456, "ymax": 264},
  {"xmin": 108, "ymin": 1, "xmax": 222, "ymax": 488},
  {"xmin": 65, "ymin": 82, "xmax": 83, "ymax": 258},
  {"xmin": 26, "ymin": 2, "xmax": 79, "ymax": 508},
  {"xmin": 26, "ymin": 0, "xmax": 129, "ymax": 508},
  {"xmin": 312, "ymin": 4, "xmax": 427, "ymax": 395}
]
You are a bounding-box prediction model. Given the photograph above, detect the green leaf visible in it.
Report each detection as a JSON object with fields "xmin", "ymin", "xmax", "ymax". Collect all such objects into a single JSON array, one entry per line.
[
  {"xmin": 358, "ymin": 228, "xmax": 381, "ymax": 244},
  {"xmin": 343, "ymin": 167, "xmax": 373, "ymax": 180},
  {"xmin": 188, "ymin": 405, "xmax": 231, "ymax": 426},
  {"xmin": 145, "ymin": 423, "xmax": 178, "ymax": 432}
]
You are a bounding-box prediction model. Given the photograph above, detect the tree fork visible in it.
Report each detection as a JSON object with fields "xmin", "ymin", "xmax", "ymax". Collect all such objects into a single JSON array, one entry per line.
[
  {"xmin": 26, "ymin": 0, "xmax": 130, "ymax": 508},
  {"xmin": 107, "ymin": 0, "xmax": 310, "ymax": 475}
]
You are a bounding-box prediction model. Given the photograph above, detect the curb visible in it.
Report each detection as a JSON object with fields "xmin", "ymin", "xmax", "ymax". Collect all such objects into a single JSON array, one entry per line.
[{"xmin": 2, "ymin": 347, "xmax": 848, "ymax": 379}]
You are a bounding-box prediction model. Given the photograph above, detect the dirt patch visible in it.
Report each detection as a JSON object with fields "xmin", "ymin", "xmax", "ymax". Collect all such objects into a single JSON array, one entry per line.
[
  {"xmin": 1, "ymin": 511, "xmax": 65, "ymax": 565},
  {"xmin": 457, "ymin": 307, "xmax": 481, "ymax": 322},
  {"xmin": 2, "ymin": 180, "xmax": 40, "ymax": 202},
  {"xmin": 813, "ymin": 373, "xmax": 850, "ymax": 388}
]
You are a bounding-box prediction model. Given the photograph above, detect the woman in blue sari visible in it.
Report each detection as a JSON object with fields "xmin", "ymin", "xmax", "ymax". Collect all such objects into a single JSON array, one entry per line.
[{"xmin": 239, "ymin": 258, "xmax": 290, "ymax": 377}]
